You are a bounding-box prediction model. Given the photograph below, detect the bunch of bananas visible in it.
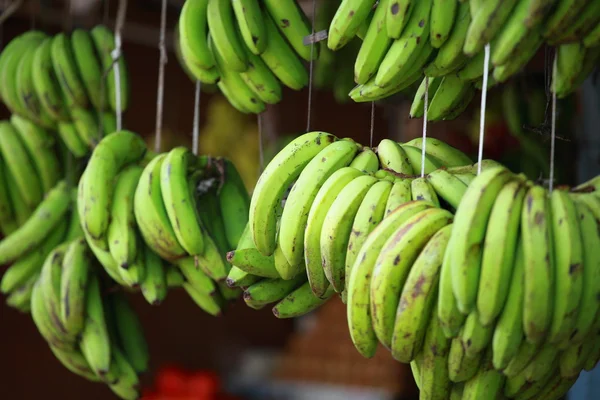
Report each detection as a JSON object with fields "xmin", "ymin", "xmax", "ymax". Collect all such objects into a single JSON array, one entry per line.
[
  {"xmin": 0, "ymin": 116, "xmax": 69, "ymax": 238},
  {"xmin": 176, "ymin": 0, "xmax": 317, "ymax": 114},
  {"xmin": 76, "ymin": 130, "xmax": 250, "ymax": 315},
  {"xmin": 327, "ymin": 0, "xmax": 600, "ymax": 117},
  {"xmin": 224, "ymin": 131, "xmax": 480, "ymax": 318},
  {"xmin": 0, "ymin": 176, "xmax": 152, "ymax": 400},
  {"xmin": 0, "ymin": 25, "xmax": 130, "ymax": 157}
]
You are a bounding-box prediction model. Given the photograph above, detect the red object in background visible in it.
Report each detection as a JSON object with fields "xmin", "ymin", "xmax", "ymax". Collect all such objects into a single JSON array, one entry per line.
[{"xmin": 141, "ymin": 365, "xmax": 236, "ymax": 400}]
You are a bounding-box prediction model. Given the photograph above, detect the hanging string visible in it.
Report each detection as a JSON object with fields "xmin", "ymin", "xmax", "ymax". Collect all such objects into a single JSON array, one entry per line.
[
  {"xmin": 477, "ymin": 44, "xmax": 491, "ymax": 175},
  {"xmin": 192, "ymin": 80, "xmax": 201, "ymax": 156},
  {"xmin": 549, "ymin": 55, "xmax": 558, "ymax": 192},
  {"xmin": 112, "ymin": 0, "xmax": 128, "ymax": 132},
  {"xmin": 154, "ymin": 0, "xmax": 168, "ymax": 153},
  {"xmin": 306, "ymin": 0, "xmax": 317, "ymax": 132},
  {"xmin": 421, "ymin": 77, "xmax": 429, "ymax": 178},
  {"xmin": 258, "ymin": 113, "xmax": 265, "ymax": 173}
]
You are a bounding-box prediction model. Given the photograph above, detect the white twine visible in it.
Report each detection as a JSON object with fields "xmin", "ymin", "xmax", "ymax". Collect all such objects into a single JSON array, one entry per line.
[
  {"xmin": 421, "ymin": 76, "xmax": 429, "ymax": 178},
  {"xmin": 192, "ymin": 80, "xmax": 201, "ymax": 156},
  {"xmin": 477, "ymin": 44, "xmax": 491, "ymax": 175}
]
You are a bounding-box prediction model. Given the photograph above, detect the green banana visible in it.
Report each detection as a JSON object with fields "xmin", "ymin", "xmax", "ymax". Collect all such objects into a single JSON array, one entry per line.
[
  {"xmin": 370, "ymin": 207, "xmax": 453, "ymax": 348},
  {"xmin": 272, "ymin": 281, "xmax": 335, "ymax": 318},
  {"xmin": 328, "ymin": 0, "xmax": 377, "ymax": 50},
  {"xmin": 60, "ymin": 238, "xmax": 92, "ymax": 336},
  {"xmin": 71, "ymin": 29, "xmax": 107, "ymax": 110}
]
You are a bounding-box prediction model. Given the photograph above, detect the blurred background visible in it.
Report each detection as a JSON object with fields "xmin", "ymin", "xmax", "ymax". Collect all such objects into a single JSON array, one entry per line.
[{"xmin": 0, "ymin": 0, "xmax": 597, "ymax": 399}]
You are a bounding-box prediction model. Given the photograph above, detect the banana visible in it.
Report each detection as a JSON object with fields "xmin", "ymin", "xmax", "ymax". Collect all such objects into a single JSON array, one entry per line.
[
  {"xmin": 409, "ymin": 77, "xmax": 443, "ymax": 118},
  {"xmin": 51, "ymin": 33, "xmax": 89, "ymax": 108},
  {"xmin": 419, "ymin": 304, "xmax": 452, "ymax": 399},
  {"xmin": 0, "ymin": 121, "xmax": 43, "ymax": 209},
  {"xmin": 177, "ymin": 29, "xmax": 221, "ymax": 85},
  {"xmin": 31, "ymin": 38, "xmax": 69, "ymax": 121},
  {"xmin": 243, "ymin": 274, "xmax": 306, "ymax": 308},
  {"xmin": 160, "ymin": 147, "xmax": 207, "ymax": 256},
  {"xmin": 345, "ymin": 180, "xmax": 392, "ymax": 295},
  {"xmin": 31, "ymin": 279, "xmax": 76, "ymax": 350},
  {"xmin": 107, "ymin": 345, "xmax": 141, "ymax": 398},
  {"xmin": 544, "ymin": 0, "xmax": 590, "ymax": 40},
  {"xmin": 399, "ymin": 144, "xmax": 444, "ymax": 176},
  {"xmin": 477, "ymin": 179, "xmax": 527, "ymax": 326},
  {"xmin": 411, "ymin": 177, "xmax": 441, "ymax": 207},
  {"xmin": 90, "ymin": 25, "xmax": 130, "ymax": 113},
  {"xmin": 226, "ymin": 266, "xmax": 262, "ymax": 289},
  {"xmin": 183, "ymin": 282, "xmax": 224, "ymax": 316},
  {"xmin": 427, "ymin": 168, "xmax": 468, "ymax": 210},
  {"xmin": 209, "ymin": 35, "xmax": 265, "ymax": 114},
  {"xmin": 0, "ymin": 181, "xmax": 70, "ymax": 265},
  {"xmin": 57, "ymin": 122, "xmax": 88, "ymax": 158},
  {"xmin": 1, "ymin": 33, "xmax": 46, "ymax": 119},
  {"xmin": 584, "ymin": 21, "xmax": 600, "ymax": 47},
  {"xmin": 0, "ymin": 155, "xmax": 15, "ymax": 235},
  {"xmin": 15, "ymin": 43, "xmax": 54, "ymax": 128},
  {"xmin": 386, "ymin": 0, "xmax": 414, "ymax": 39},
  {"xmin": 71, "ymin": 107, "xmax": 102, "ymax": 147},
  {"xmin": 460, "ymin": 311, "xmax": 493, "ymax": 357},
  {"xmin": 321, "ymin": 174, "xmax": 379, "ymax": 292},
  {"xmin": 547, "ymin": 189, "xmax": 583, "ymax": 345},
  {"xmin": 371, "ymin": 207, "xmax": 453, "ymax": 348},
  {"xmin": 80, "ymin": 130, "xmax": 147, "ymax": 241},
  {"xmin": 427, "ymin": 75, "xmax": 473, "ymax": 121},
  {"xmin": 447, "ymin": 335, "xmax": 482, "ymax": 382},
  {"xmin": 347, "ymin": 201, "xmax": 433, "ymax": 357},
  {"xmin": 176, "ymin": 256, "xmax": 218, "ymax": 295},
  {"xmin": 110, "ymin": 292, "xmax": 149, "ymax": 373},
  {"xmin": 231, "ymin": 0, "xmax": 267, "ymax": 55},
  {"xmin": 521, "ymin": 185, "xmax": 554, "ymax": 344},
  {"xmin": 260, "ymin": 11, "xmax": 309, "ymax": 90},
  {"xmin": 375, "ymin": 0, "xmax": 432, "ymax": 87},
  {"xmin": 553, "ymin": 42, "xmax": 587, "ymax": 97},
  {"xmin": 60, "ymin": 238, "xmax": 92, "ymax": 336},
  {"xmin": 384, "ymin": 178, "xmax": 412, "ymax": 216},
  {"xmin": 349, "ymin": 147, "xmax": 380, "ymax": 173},
  {"xmin": 355, "ymin": 0, "xmax": 392, "ymax": 84},
  {"xmin": 0, "ymin": 31, "xmax": 45, "ymax": 103},
  {"xmin": 48, "ymin": 344, "xmax": 102, "ymax": 382},
  {"xmin": 71, "ymin": 29, "xmax": 107, "ymax": 110},
  {"xmin": 140, "ymin": 245, "xmax": 168, "ymax": 305},
  {"xmin": 533, "ymin": 373, "xmax": 579, "ymax": 400},
  {"xmin": 226, "ymin": 248, "xmax": 280, "ymax": 278},
  {"xmin": 430, "ymin": 0, "xmax": 458, "ymax": 48},
  {"xmin": 328, "ymin": 0, "xmax": 377, "ymax": 50},
  {"xmin": 493, "ymin": 28, "xmax": 544, "ymax": 83},
  {"xmin": 426, "ymin": 1, "xmax": 470, "ymax": 76},
  {"xmin": 492, "ymin": 0, "xmax": 555, "ymax": 66},
  {"xmin": 249, "ymin": 132, "xmax": 336, "ymax": 256},
  {"xmin": 505, "ymin": 364, "xmax": 556, "ymax": 399},
  {"xmin": 239, "ymin": 45, "xmax": 283, "ymax": 105},
  {"xmin": 502, "ymin": 340, "xmax": 542, "ymax": 378},
  {"xmin": 10, "ymin": 114, "xmax": 61, "ymax": 193},
  {"xmin": 0, "ymin": 221, "xmax": 66, "ymax": 295},
  {"xmin": 179, "ymin": 0, "xmax": 215, "ymax": 70},
  {"xmin": 263, "ymin": 0, "xmax": 317, "ymax": 62},
  {"xmin": 377, "ymin": 139, "xmax": 414, "ymax": 175},
  {"xmin": 463, "ymin": 0, "xmax": 518, "ymax": 56},
  {"xmin": 456, "ymin": 46, "xmax": 494, "ymax": 81},
  {"xmin": 557, "ymin": 45, "xmax": 600, "ymax": 99},
  {"xmin": 350, "ymin": 65, "xmax": 424, "ymax": 102},
  {"xmin": 107, "ymin": 165, "xmax": 143, "ymax": 269},
  {"xmin": 5, "ymin": 168, "xmax": 33, "ymax": 226},
  {"xmin": 79, "ymin": 273, "xmax": 112, "ymax": 377},
  {"xmin": 272, "ymin": 281, "xmax": 335, "ymax": 318},
  {"xmin": 448, "ymin": 166, "xmax": 514, "ymax": 314},
  {"xmin": 279, "ymin": 140, "xmax": 359, "ymax": 275},
  {"xmin": 304, "ymin": 167, "xmax": 365, "ymax": 297},
  {"xmin": 569, "ymin": 198, "xmax": 600, "ymax": 343},
  {"xmin": 134, "ymin": 153, "xmax": 187, "ymax": 262},
  {"xmin": 391, "ymin": 223, "xmax": 452, "ymax": 363},
  {"xmin": 217, "ymin": 159, "xmax": 250, "ymax": 249},
  {"xmin": 207, "ymin": 0, "xmax": 248, "ymax": 72},
  {"xmin": 411, "ymin": 352, "xmax": 423, "ymax": 389},
  {"xmin": 461, "ymin": 351, "xmax": 505, "ymax": 399}
]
